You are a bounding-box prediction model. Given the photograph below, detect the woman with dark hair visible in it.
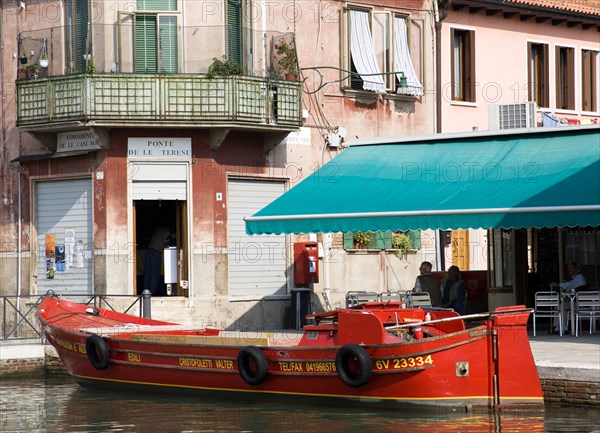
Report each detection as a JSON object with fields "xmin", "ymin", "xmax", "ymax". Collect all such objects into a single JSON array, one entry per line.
[{"xmin": 441, "ymin": 265, "xmax": 467, "ymax": 315}]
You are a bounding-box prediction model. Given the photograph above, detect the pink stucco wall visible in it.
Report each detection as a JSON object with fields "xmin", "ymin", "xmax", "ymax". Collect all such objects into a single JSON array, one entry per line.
[{"xmin": 441, "ymin": 8, "xmax": 600, "ymax": 133}]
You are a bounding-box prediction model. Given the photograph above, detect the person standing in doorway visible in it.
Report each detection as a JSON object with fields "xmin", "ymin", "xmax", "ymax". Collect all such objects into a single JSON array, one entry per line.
[
  {"xmin": 441, "ymin": 265, "xmax": 467, "ymax": 315},
  {"xmin": 144, "ymin": 226, "xmax": 172, "ymax": 295},
  {"xmin": 413, "ymin": 261, "xmax": 442, "ymax": 307}
]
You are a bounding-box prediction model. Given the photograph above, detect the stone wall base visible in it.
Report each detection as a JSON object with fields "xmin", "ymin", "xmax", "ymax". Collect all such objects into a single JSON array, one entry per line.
[
  {"xmin": 0, "ymin": 345, "xmax": 67, "ymax": 377},
  {"xmin": 541, "ymin": 379, "xmax": 600, "ymax": 405}
]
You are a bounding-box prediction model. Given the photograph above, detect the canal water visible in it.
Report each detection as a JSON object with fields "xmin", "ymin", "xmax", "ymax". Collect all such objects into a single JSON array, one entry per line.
[{"xmin": 1, "ymin": 376, "xmax": 598, "ymax": 433}]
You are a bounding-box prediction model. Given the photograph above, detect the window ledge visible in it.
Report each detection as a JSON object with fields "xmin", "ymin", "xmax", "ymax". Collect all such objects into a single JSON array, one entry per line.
[
  {"xmin": 386, "ymin": 93, "xmax": 421, "ymax": 102},
  {"xmin": 581, "ymin": 110, "xmax": 600, "ymax": 117},
  {"xmin": 554, "ymin": 109, "xmax": 578, "ymax": 115},
  {"xmin": 450, "ymin": 100, "xmax": 478, "ymax": 108},
  {"xmin": 342, "ymin": 89, "xmax": 383, "ymax": 102},
  {"xmin": 345, "ymin": 248, "xmax": 418, "ymax": 254}
]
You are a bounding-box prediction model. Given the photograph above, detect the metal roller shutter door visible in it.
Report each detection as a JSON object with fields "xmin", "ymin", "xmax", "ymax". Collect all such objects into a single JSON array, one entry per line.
[
  {"xmin": 130, "ymin": 162, "xmax": 187, "ymax": 200},
  {"xmin": 228, "ymin": 179, "xmax": 287, "ymax": 298},
  {"xmin": 36, "ymin": 179, "xmax": 93, "ymax": 295}
]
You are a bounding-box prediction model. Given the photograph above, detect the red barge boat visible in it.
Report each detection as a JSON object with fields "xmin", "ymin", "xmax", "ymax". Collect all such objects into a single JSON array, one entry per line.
[{"xmin": 38, "ymin": 295, "xmax": 543, "ymax": 411}]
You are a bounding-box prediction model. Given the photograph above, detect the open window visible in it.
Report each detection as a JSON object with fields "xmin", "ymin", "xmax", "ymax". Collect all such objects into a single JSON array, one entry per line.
[
  {"xmin": 65, "ymin": 0, "xmax": 90, "ymax": 73},
  {"xmin": 528, "ymin": 42, "xmax": 549, "ymax": 108},
  {"xmin": 341, "ymin": 9, "xmax": 422, "ymax": 94},
  {"xmin": 450, "ymin": 28, "xmax": 475, "ymax": 102},
  {"xmin": 555, "ymin": 46, "xmax": 575, "ymax": 110},
  {"xmin": 117, "ymin": 0, "xmax": 180, "ymax": 74},
  {"xmin": 582, "ymin": 49, "xmax": 598, "ymax": 112}
]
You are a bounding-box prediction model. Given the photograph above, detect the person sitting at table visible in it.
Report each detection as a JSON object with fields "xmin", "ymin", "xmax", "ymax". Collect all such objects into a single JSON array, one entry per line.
[
  {"xmin": 413, "ymin": 261, "xmax": 442, "ymax": 307},
  {"xmin": 441, "ymin": 265, "xmax": 467, "ymax": 315},
  {"xmin": 550, "ymin": 260, "xmax": 589, "ymax": 333}
]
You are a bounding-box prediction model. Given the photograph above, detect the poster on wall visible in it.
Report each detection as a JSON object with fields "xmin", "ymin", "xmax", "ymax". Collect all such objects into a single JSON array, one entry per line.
[
  {"xmin": 45, "ymin": 234, "xmax": 56, "ymax": 258},
  {"xmin": 46, "ymin": 258, "xmax": 55, "ymax": 279},
  {"xmin": 64, "ymin": 229, "xmax": 75, "ymax": 270},
  {"xmin": 75, "ymin": 240, "xmax": 85, "ymax": 268},
  {"xmin": 55, "ymin": 245, "xmax": 65, "ymax": 271}
]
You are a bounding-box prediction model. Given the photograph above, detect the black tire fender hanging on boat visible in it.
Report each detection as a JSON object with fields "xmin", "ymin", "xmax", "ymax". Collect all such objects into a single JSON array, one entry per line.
[
  {"xmin": 86, "ymin": 334, "xmax": 110, "ymax": 370},
  {"xmin": 237, "ymin": 346, "xmax": 268, "ymax": 386},
  {"xmin": 335, "ymin": 344, "xmax": 373, "ymax": 387}
]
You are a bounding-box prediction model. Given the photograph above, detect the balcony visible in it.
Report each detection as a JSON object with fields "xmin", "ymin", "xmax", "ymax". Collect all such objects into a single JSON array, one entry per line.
[
  {"xmin": 17, "ymin": 74, "xmax": 301, "ymax": 129},
  {"xmin": 16, "ymin": 25, "xmax": 302, "ymax": 149}
]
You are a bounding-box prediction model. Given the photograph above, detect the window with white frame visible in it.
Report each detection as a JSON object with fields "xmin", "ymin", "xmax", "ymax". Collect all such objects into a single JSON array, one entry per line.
[
  {"xmin": 451, "ymin": 28, "xmax": 475, "ymax": 102},
  {"xmin": 134, "ymin": 0, "xmax": 179, "ymax": 73},
  {"xmin": 528, "ymin": 42, "xmax": 549, "ymax": 108},
  {"xmin": 341, "ymin": 9, "xmax": 423, "ymax": 95}
]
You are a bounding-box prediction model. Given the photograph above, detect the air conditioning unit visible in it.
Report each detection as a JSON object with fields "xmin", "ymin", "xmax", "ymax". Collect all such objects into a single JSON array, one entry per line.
[{"xmin": 488, "ymin": 102, "xmax": 537, "ymax": 130}]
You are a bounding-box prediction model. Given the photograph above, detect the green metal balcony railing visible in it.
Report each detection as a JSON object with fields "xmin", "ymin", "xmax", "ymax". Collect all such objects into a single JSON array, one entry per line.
[{"xmin": 17, "ymin": 73, "xmax": 302, "ymax": 129}]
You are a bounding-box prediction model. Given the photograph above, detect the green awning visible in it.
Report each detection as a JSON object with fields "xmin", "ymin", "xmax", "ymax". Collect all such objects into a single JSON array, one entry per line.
[{"xmin": 246, "ymin": 126, "xmax": 600, "ymax": 235}]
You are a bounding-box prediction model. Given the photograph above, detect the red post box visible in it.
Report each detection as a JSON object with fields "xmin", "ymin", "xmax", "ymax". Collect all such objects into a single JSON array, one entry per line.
[{"xmin": 293, "ymin": 242, "xmax": 319, "ymax": 286}]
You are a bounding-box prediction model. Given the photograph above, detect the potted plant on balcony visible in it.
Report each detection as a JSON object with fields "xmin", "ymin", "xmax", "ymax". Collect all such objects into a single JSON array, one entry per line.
[
  {"xmin": 353, "ymin": 231, "xmax": 372, "ymax": 249},
  {"xmin": 276, "ymin": 41, "xmax": 299, "ymax": 81},
  {"xmin": 17, "ymin": 66, "xmax": 27, "ymax": 80},
  {"xmin": 39, "ymin": 39, "xmax": 49, "ymax": 68},
  {"xmin": 206, "ymin": 56, "xmax": 243, "ymax": 79},
  {"xmin": 25, "ymin": 63, "xmax": 39, "ymax": 79},
  {"xmin": 39, "ymin": 52, "xmax": 49, "ymax": 69}
]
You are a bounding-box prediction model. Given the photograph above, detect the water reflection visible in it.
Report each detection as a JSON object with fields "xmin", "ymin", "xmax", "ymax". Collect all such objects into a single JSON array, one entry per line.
[{"xmin": 1, "ymin": 376, "xmax": 598, "ymax": 433}]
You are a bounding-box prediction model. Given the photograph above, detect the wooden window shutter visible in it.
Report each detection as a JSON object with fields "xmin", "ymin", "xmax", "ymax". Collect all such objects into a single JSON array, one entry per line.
[
  {"xmin": 567, "ymin": 47, "xmax": 575, "ymax": 110},
  {"xmin": 66, "ymin": 0, "xmax": 89, "ymax": 72},
  {"xmin": 407, "ymin": 230, "xmax": 421, "ymax": 250},
  {"xmin": 135, "ymin": 14, "xmax": 158, "ymax": 73},
  {"xmin": 541, "ymin": 44, "xmax": 549, "ymax": 108},
  {"xmin": 137, "ymin": 0, "xmax": 176, "ymax": 11},
  {"xmin": 227, "ymin": 0, "xmax": 243, "ymax": 66},
  {"xmin": 159, "ymin": 15, "xmax": 178, "ymax": 73},
  {"xmin": 343, "ymin": 232, "xmax": 354, "ymax": 250},
  {"xmin": 373, "ymin": 231, "xmax": 392, "ymax": 250},
  {"xmin": 466, "ymin": 30, "xmax": 475, "ymax": 102}
]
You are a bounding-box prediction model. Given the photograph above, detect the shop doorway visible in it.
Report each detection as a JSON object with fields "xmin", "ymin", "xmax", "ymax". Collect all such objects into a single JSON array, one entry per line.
[{"xmin": 133, "ymin": 200, "xmax": 188, "ymax": 296}]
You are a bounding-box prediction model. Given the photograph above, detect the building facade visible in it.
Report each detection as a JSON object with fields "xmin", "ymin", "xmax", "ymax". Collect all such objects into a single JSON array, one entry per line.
[
  {"xmin": 436, "ymin": 0, "xmax": 600, "ymax": 308},
  {"xmin": 0, "ymin": 0, "xmax": 438, "ymax": 327}
]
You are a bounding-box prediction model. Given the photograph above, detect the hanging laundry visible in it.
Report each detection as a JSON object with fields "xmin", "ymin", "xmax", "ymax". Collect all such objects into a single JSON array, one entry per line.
[
  {"xmin": 566, "ymin": 118, "xmax": 581, "ymax": 125},
  {"xmin": 542, "ymin": 112, "xmax": 559, "ymax": 127}
]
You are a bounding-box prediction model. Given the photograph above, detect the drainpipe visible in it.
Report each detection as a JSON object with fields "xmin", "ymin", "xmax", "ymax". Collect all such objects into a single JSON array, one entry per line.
[
  {"xmin": 434, "ymin": 0, "xmax": 448, "ymax": 134},
  {"xmin": 1, "ymin": 7, "xmax": 23, "ymax": 332},
  {"xmin": 16, "ymin": 165, "xmax": 22, "ymax": 312}
]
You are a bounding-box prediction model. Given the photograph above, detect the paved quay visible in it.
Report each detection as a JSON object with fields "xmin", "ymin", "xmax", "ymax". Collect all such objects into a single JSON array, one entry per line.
[{"xmin": 529, "ymin": 331, "xmax": 600, "ymax": 382}]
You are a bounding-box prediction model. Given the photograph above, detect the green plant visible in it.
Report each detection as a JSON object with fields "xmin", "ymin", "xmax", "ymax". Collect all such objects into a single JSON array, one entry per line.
[
  {"xmin": 206, "ymin": 56, "xmax": 243, "ymax": 79},
  {"xmin": 354, "ymin": 231, "xmax": 372, "ymax": 247},
  {"xmin": 86, "ymin": 56, "xmax": 96, "ymax": 73},
  {"xmin": 25, "ymin": 63, "xmax": 40, "ymax": 78},
  {"xmin": 392, "ymin": 232, "xmax": 412, "ymax": 254},
  {"xmin": 275, "ymin": 41, "xmax": 299, "ymax": 78}
]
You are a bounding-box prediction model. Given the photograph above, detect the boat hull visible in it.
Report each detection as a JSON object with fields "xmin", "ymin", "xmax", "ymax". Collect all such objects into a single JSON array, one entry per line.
[{"xmin": 38, "ymin": 297, "xmax": 544, "ymax": 411}]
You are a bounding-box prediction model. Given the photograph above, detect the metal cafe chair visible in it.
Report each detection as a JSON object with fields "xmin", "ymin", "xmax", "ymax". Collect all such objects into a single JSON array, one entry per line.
[
  {"xmin": 345, "ymin": 291, "xmax": 380, "ymax": 308},
  {"xmin": 533, "ymin": 291, "xmax": 562, "ymax": 337},
  {"xmin": 379, "ymin": 291, "xmax": 404, "ymax": 304},
  {"xmin": 406, "ymin": 292, "xmax": 432, "ymax": 308},
  {"xmin": 574, "ymin": 291, "xmax": 600, "ymax": 337}
]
